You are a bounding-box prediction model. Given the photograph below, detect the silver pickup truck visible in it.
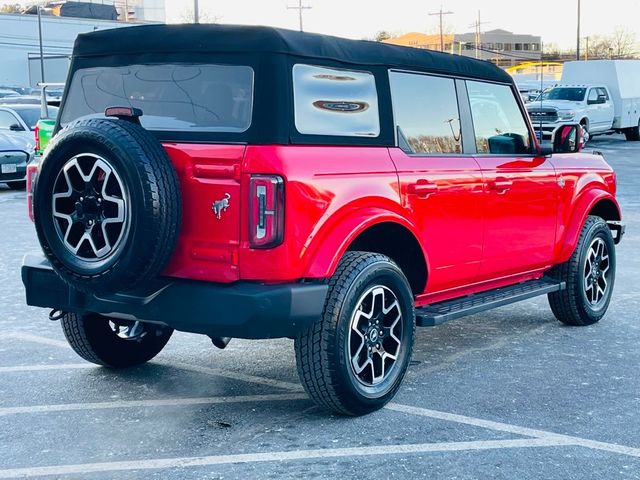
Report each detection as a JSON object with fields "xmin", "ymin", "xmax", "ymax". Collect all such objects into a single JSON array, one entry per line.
[{"xmin": 527, "ymin": 84, "xmax": 614, "ymax": 142}]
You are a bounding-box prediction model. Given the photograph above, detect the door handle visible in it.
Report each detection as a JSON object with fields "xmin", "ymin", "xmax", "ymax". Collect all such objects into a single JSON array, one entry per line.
[
  {"xmin": 489, "ymin": 178, "xmax": 513, "ymax": 193},
  {"xmin": 407, "ymin": 181, "xmax": 438, "ymax": 198}
]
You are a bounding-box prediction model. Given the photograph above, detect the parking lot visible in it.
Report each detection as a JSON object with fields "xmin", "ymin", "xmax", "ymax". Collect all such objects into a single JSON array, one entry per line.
[{"xmin": 1, "ymin": 134, "xmax": 639, "ymax": 479}]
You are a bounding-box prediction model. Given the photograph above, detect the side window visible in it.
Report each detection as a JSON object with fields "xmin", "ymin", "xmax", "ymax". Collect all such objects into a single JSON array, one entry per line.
[
  {"xmin": 597, "ymin": 88, "xmax": 609, "ymax": 101},
  {"xmin": 292, "ymin": 64, "xmax": 379, "ymax": 137},
  {"xmin": 389, "ymin": 71, "xmax": 462, "ymax": 154},
  {"xmin": 0, "ymin": 111, "xmax": 18, "ymax": 129},
  {"xmin": 588, "ymin": 89, "xmax": 599, "ymax": 103},
  {"xmin": 467, "ymin": 81, "xmax": 531, "ymax": 155}
]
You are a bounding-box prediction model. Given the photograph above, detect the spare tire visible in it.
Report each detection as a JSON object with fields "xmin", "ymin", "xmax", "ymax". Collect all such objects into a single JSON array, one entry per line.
[{"xmin": 34, "ymin": 118, "xmax": 181, "ymax": 294}]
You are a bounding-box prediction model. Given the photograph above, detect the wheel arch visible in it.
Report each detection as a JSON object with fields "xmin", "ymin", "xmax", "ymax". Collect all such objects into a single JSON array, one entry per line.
[
  {"xmin": 557, "ymin": 191, "xmax": 621, "ymax": 263},
  {"xmin": 303, "ymin": 211, "xmax": 429, "ymax": 295}
]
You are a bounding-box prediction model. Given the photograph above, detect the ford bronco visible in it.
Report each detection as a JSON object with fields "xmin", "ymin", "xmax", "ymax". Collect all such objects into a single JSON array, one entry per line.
[{"xmin": 22, "ymin": 24, "xmax": 624, "ymax": 416}]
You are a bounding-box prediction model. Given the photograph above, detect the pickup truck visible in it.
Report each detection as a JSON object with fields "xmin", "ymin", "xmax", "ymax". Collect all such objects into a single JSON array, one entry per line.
[
  {"xmin": 528, "ymin": 60, "xmax": 640, "ymax": 142},
  {"xmin": 527, "ymin": 84, "xmax": 614, "ymax": 142}
]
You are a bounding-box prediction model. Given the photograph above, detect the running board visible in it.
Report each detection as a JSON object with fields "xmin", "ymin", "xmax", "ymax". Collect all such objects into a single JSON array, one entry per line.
[{"xmin": 416, "ymin": 278, "xmax": 565, "ymax": 327}]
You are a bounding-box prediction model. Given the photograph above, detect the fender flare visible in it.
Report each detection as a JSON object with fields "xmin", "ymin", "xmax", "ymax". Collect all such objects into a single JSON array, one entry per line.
[
  {"xmin": 556, "ymin": 189, "xmax": 621, "ymax": 263},
  {"xmin": 303, "ymin": 206, "xmax": 428, "ymax": 279}
]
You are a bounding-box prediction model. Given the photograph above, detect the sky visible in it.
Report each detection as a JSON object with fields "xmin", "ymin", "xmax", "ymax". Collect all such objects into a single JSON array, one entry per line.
[{"xmin": 164, "ymin": 0, "xmax": 639, "ymax": 49}]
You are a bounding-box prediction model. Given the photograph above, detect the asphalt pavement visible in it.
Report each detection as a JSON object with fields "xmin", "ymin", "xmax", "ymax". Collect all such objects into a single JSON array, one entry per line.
[{"xmin": 1, "ymin": 135, "xmax": 638, "ymax": 479}]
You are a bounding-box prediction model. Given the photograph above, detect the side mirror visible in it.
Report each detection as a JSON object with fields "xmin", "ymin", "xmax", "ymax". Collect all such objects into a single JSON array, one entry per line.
[
  {"xmin": 551, "ymin": 124, "xmax": 583, "ymax": 154},
  {"xmin": 9, "ymin": 123, "xmax": 24, "ymax": 132},
  {"xmin": 597, "ymin": 95, "xmax": 607, "ymax": 104}
]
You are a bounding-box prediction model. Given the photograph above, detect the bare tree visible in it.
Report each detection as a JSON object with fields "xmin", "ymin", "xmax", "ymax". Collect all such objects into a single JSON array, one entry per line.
[
  {"xmin": 609, "ymin": 26, "xmax": 637, "ymax": 58},
  {"xmin": 375, "ymin": 31, "xmax": 392, "ymax": 42},
  {"xmin": 179, "ymin": 7, "xmax": 219, "ymax": 24}
]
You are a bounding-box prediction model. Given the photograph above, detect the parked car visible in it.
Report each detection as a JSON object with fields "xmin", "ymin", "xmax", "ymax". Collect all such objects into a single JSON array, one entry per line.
[
  {"xmin": 0, "ymin": 132, "xmax": 33, "ymax": 189},
  {"xmin": 528, "ymin": 60, "xmax": 640, "ymax": 142},
  {"xmin": 22, "ymin": 25, "xmax": 624, "ymax": 416},
  {"xmin": 0, "ymin": 104, "xmax": 58, "ymax": 138},
  {"xmin": 0, "ymin": 89, "xmax": 20, "ymax": 99}
]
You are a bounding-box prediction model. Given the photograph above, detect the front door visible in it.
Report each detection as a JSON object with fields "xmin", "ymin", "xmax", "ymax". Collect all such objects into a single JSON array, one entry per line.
[
  {"xmin": 465, "ymin": 80, "xmax": 558, "ymax": 282},
  {"xmin": 388, "ymin": 71, "xmax": 484, "ymax": 293}
]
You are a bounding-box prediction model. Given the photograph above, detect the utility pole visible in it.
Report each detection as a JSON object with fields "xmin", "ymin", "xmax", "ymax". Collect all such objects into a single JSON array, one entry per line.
[
  {"xmin": 194, "ymin": 0, "xmax": 199, "ymax": 23},
  {"xmin": 428, "ymin": 8, "xmax": 453, "ymax": 52},
  {"xmin": 469, "ymin": 11, "xmax": 489, "ymax": 60},
  {"xmin": 287, "ymin": 0, "xmax": 312, "ymax": 32},
  {"xmin": 576, "ymin": 0, "xmax": 581, "ymax": 60},
  {"xmin": 37, "ymin": 4, "xmax": 45, "ymax": 83}
]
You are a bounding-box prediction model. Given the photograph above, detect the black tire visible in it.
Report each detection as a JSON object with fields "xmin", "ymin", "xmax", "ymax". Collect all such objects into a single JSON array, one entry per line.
[
  {"xmin": 61, "ymin": 312, "xmax": 173, "ymax": 368},
  {"xmin": 624, "ymin": 119, "xmax": 640, "ymax": 141},
  {"xmin": 6, "ymin": 180, "xmax": 26, "ymax": 190},
  {"xmin": 295, "ymin": 251, "xmax": 415, "ymax": 416},
  {"xmin": 547, "ymin": 216, "xmax": 616, "ymax": 326},
  {"xmin": 34, "ymin": 118, "xmax": 181, "ymax": 294}
]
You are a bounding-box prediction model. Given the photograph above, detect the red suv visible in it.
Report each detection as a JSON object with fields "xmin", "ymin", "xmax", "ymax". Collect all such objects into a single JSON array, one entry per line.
[{"xmin": 22, "ymin": 24, "xmax": 624, "ymax": 416}]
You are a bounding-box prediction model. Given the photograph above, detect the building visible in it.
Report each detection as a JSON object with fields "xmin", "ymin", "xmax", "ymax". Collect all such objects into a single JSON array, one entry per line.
[
  {"xmin": 0, "ymin": 13, "xmax": 137, "ymax": 87},
  {"xmin": 383, "ymin": 29, "xmax": 542, "ymax": 68},
  {"xmin": 0, "ymin": 0, "xmax": 166, "ymax": 89}
]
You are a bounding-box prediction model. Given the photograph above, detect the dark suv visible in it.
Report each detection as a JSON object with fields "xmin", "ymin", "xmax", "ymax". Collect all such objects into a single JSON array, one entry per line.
[{"xmin": 23, "ymin": 24, "xmax": 623, "ymax": 416}]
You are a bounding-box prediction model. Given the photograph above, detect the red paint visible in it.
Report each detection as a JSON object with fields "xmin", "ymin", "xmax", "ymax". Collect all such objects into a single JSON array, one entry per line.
[{"xmin": 160, "ymin": 143, "xmax": 620, "ymax": 303}]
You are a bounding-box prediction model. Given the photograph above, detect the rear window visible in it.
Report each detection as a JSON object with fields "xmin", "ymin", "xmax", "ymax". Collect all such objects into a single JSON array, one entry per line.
[
  {"xmin": 60, "ymin": 63, "xmax": 254, "ymax": 133},
  {"xmin": 14, "ymin": 106, "xmax": 59, "ymax": 130}
]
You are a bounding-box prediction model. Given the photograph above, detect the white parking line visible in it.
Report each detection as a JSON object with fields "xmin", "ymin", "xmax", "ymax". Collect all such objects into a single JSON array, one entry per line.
[
  {"xmin": 5, "ymin": 331, "xmax": 640, "ymax": 461},
  {"xmin": 0, "ymin": 364, "xmax": 93, "ymax": 373},
  {"xmin": 0, "ymin": 438, "xmax": 571, "ymax": 479},
  {"xmin": 4, "ymin": 332, "xmax": 69, "ymax": 349},
  {"xmin": 0, "ymin": 393, "xmax": 307, "ymax": 416},
  {"xmin": 386, "ymin": 403, "xmax": 640, "ymax": 458}
]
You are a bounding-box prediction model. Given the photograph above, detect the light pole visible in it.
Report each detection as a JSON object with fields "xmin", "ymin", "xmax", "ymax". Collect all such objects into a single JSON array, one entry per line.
[
  {"xmin": 576, "ymin": 0, "xmax": 581, "ymax": 60},
  {"xmin": 287, "ymin": 0, "xmax": 312, "ymax": 32},
  {"xmin": 194, "ymin": 0, "xmax": 199, "ymax": 23},
  {"xmin": 37, "ymin": 4, "xmax": 45, "ymax": 83}
]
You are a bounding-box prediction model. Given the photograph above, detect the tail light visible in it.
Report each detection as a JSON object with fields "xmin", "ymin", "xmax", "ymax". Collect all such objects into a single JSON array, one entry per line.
[
  {"xmin": 26, "ymin": 163, "xmax": 38, "ymax": 222},
  {"xmin": 34, "ymin": 124, "xmax": 40, "ymax": 155},
  {"xmin": 249, "ymin": 175, "xmax": 284, "ymax": 249}
]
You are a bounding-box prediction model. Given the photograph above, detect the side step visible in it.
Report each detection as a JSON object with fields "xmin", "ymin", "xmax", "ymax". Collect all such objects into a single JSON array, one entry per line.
[{"xmin": 416, "ymin": 278, "xmax": 565, "ymax": 327}]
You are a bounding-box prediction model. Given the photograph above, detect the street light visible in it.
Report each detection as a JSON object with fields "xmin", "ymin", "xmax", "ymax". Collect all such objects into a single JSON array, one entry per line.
[
  {"xmin": 576, "ymin": 0, "xmax": 581, "ymax": 60},
  {"xmin": 37, "ymin": 4, "xmax": 45, "ymax": 83}
]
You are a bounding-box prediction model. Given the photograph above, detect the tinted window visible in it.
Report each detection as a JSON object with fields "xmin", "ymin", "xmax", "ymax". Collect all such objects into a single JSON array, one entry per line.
[
  {"xmin": 293, "ymin": 64, "xmax": 379, "ymax": 137},
  {"xmin": 61, "ymin": 64, "xmax": 254, "ymax": 132},
  {"xmin": 14, "ymin": 106, "xmax": 59, "ymax": 130},
  {"xmin": 389, "ymin": 71, "xmax": 462, "ymax": 154},
  {"xmin": 540, "ymin": 87, "xmax": 586, "ymax": 102},
  {"xmin": 467, "ymin": 81, "xmax": 531, "ymax": 155},
  {"xmin": 0, "ymin": 110, "xmax": 19, "ymax": 129}
]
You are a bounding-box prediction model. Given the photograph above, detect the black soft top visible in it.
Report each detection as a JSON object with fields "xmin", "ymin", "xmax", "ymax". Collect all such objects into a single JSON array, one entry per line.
[{"xmin": 73, "ymin": 23, "xmax": 512, "ymax": 84}]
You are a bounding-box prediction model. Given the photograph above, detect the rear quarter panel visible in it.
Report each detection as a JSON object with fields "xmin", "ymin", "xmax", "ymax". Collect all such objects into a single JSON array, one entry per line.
[{"xmin": 240, "ymin": 145, "xmax": 404, "ymax": 281}]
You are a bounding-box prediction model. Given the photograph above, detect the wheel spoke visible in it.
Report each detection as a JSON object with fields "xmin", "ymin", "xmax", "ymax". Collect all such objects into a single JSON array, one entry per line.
[
  {"xmin": 51, "ymin": 153, "xmax": 128, "ymax": 261},
  {"xmin": 348, "ymin": 285, "xmax": 403, "ymax": 387}
]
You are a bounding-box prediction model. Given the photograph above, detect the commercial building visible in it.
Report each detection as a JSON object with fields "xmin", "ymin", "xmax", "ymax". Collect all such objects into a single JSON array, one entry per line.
[
  {"xmin": 0, "ymin": 1, "xmax": 165, "ymax": 88},
  {"xmin": 383, "ymin": 29, "xmax": 542, "ymax": 67}
]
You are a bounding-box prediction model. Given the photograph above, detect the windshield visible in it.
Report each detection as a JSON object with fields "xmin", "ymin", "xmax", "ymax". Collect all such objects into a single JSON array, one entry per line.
[
  {"xmin": 14, "ymin": 106, "xmax": 59, "ymax": 130},
  {"xmin": 537, "ymin": 87, "xmax": 586, "ymax": 102},
  {"xmin": 60, "ymin": 63, "xmax": 254, "ymax": 133}
]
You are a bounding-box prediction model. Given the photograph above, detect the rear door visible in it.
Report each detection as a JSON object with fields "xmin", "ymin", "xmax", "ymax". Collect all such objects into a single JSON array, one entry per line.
[
  {"xmin": 388, "ymin": 71, "xmax": 484, "ymax": 293},
  {"xmin": 466, "ymin": 80, "xmax": 558, "ymax": 281}
]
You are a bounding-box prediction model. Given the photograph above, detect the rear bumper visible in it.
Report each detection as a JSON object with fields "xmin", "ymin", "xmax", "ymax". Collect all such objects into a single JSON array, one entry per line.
[{"xmin": 21, "ymin": 253, "xmax": 328, "ymax": 339}]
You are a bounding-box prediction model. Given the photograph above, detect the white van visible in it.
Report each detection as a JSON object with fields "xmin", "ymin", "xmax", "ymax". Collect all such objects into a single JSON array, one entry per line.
[{"xmin": 561, "ymin": 60, "xmax": 640, "ymax": 141}]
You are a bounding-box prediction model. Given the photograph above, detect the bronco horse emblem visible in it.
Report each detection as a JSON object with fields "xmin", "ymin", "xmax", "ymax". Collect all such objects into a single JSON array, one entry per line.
[{"xmin": 212, "ymin": 193, "xmax": 231, "ymax": 220}]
